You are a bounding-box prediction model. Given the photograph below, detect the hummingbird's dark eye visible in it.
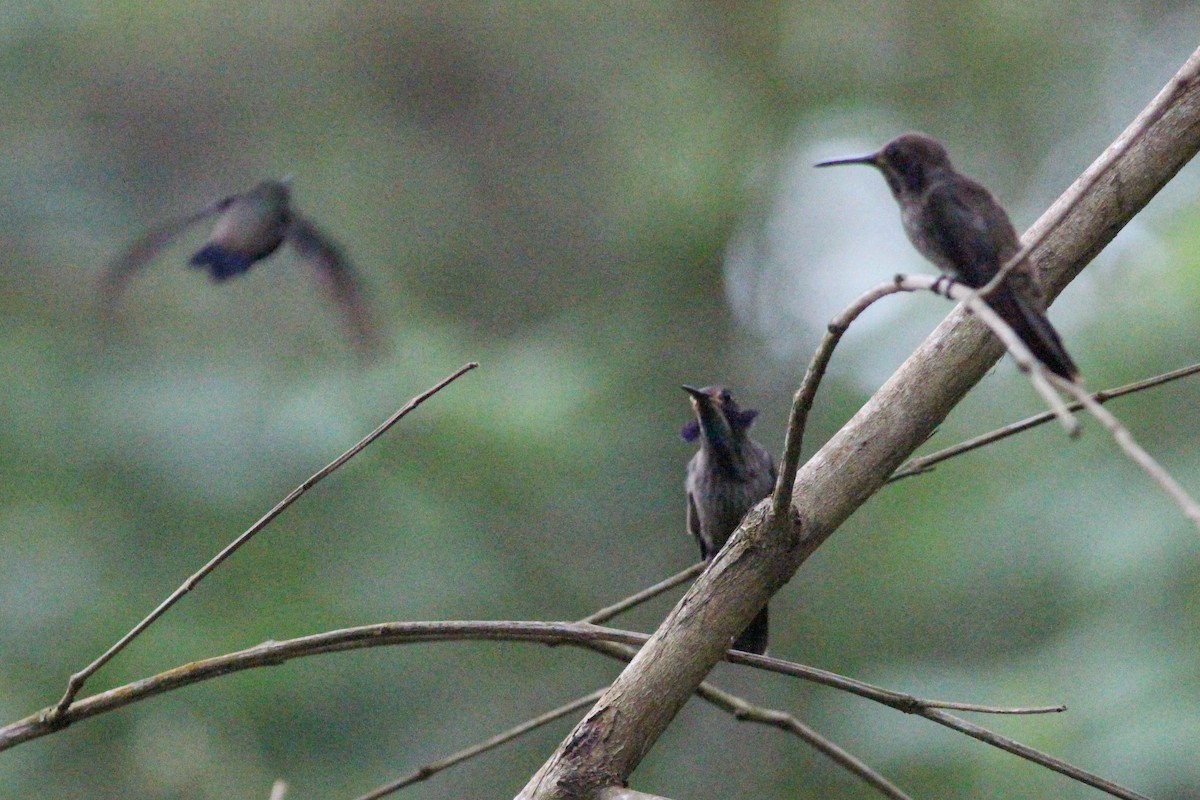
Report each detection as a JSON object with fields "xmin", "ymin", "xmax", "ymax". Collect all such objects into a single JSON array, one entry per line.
[
  {"xmin": 719, "ymin": 389, "xmax": 733, "ymax": 405},
  {"xmin": 888, "ymin": 147, "xmax": 925, "ymax": 192}
]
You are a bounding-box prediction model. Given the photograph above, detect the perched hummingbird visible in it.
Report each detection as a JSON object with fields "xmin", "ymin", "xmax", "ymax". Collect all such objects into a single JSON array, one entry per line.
[
  {"xmin": 100, "ymin": 179, "xmax": 381, "ymax": 354},
  {"xmin": 682, "ymin": 384, "xmax": 776, "ymax": 654},
  {"xmin": 816, "ymin": 133, "xmax": 1079, "ymax": 381}
]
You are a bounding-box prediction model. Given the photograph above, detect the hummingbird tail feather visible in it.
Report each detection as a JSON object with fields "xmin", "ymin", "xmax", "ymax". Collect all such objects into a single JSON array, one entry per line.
[
  {"xmin": 988, "ymin": 287, "xmax": 1079, "ymax": 381},
  {"xmin": 733, "ymin": 605, "xmax": 769, "ymax": 655}
]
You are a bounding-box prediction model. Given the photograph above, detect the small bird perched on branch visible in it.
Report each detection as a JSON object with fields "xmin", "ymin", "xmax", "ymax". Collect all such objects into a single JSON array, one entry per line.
[
  {"xmin": 816, "ymin": 133, "xmax": 1079, "ymax": 381},
  {"xmin": 682, "ymin": 385, "xmax": 776, "ymax": 654},
  {"xmin": 100, "ymin": 179, "xmax": 380, "ymax": 355}
]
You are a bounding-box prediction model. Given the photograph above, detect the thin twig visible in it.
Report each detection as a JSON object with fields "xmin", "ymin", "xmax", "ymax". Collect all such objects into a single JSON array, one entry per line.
[
  {"xmin": 45, "ymin": 362, "xmax": 479, "ymax": 722},
  {"xmin": 12, "ymin": 618, "xmax": 1128, "ymax": 800},
  {"xmin": 889, "ymin": 361, "xmax": 1200, "ymax": 481},
  {"xmin": 979, "ymin": 46, "xmax": 1200, "ymax": 300},
  {"xmin": 352, "ymin": 690, "xmax": 605, "ymax": 799},
  {"xmin": 580, "ymin": 563, "xmax": 705, "ymax": 625},
  {"xmin": 772, "ymin": 279, "xmax": 907, "ymax": 520},
  {"xmin": 359, "ymin": 565, "xmax": 705, "ymax": 797},
  {"xmin": 1057, "ymin": 376, "xmax": 1200, "ymax": 529},
  {"xmin": 692, "ymin": 679, "xmax": 913, "ymax": 800},
  {"xmin": 365, "ymin": 561, "xmax": 910, "ymax": 800},
  {"xmin": 710, "ymin": 649, "xmax": 1063, "ymax": 718},
  {"xmin": 915, "ymin": 699, "xmax": 1065, "ymax": 714},
  {"xmin": 729, "ymin": 651, "xmax": 1144, "ymax": 800},
  {"xmin": 920, "ymin": 708, "xmax": 1151, "ymax": 800},
  {"xmin": 773, "ymin": 273, "xmax": 1081, "ymax": 520},
  {"xmin": 930, "ymin": 277, "xmax": 1078, "ymax": 434}
]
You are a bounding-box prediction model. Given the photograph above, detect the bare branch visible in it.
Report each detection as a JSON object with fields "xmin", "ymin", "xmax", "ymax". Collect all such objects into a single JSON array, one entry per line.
[
  {"xmin": 580, "ymin": 563, "xmax": 705, "ymax": 626},
  {"xmin": 575, "ymin": 639, "xmax": 918, "ymax": 799},
  {"xmin": 920, "ymin": 708, "xmax": 1151, "ymax": 800},
  {"xmin": 585, "ymin": 642, "xmax": 1125, "ymax": 800},
  {"xmin": 12, "ymin": 611, "xmax": 1132, "ymax": 798},
  {"xmin": 772, "ymin": 279, "xmax": 911, "ymax": 520},
  {"xmin": 357, "ymin": 565, "xmax": 705, "ymax": 798},
  {"xmin": 890, "ymin": 362, "xmax": 1200, "ymax": 481},
  {"xmin": 688, "ymin": 680, "xmax": 913, "ymax": 800},
  {"xmin": 8, "ymin": 622, "xmax": 641, "ymax": 751},
  {"xmin": 367, "ymin": 562, "xmax": 913, "ymax": 799},
  {"xmin": 353, "ymin": 690, "xmax": 606, "ymax": 800},
  {"xmin": 4, "ymin": 618, "xmax": 1061, "ymax": 751},
  {"xmin": 1058, "ymin": 377, "xmax": 1200, "ymax": 527},
  {"xmin": 980, "ymin": 46, "xmax": 1200, "ymax": 298},
  {"xmin": 516, "ymin": 45, "xmax": 1200, "ymax": 799},
  {"xmin": 45, "ymin": 363, "xmax": 479, "ymax": 722}
]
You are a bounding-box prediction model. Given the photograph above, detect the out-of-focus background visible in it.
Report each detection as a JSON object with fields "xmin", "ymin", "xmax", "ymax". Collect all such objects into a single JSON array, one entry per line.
[{"xmin": 2, "ymin": 3, "xmax": 1199, "ymax": 798}]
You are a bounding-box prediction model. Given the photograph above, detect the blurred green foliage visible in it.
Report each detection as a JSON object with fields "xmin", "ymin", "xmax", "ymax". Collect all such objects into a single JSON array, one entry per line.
[{"xmin": 0, "ymin": 2, "xmax": 1198, "ymax": 798}]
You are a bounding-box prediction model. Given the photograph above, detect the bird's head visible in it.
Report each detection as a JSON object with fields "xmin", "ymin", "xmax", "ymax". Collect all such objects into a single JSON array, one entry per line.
[
  {"xmin": 681, "ymin": 385, "xmax": 759, "ymax": 446},
  {"xmin": 816, "ymin": 132, "xmax": 952, "ymax": 198}
]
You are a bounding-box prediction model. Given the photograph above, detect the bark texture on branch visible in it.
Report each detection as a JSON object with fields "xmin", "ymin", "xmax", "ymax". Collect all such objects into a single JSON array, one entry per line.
[{"xmin": 517, "ymin": 49, "xmax": 1200, "ymax": 800}]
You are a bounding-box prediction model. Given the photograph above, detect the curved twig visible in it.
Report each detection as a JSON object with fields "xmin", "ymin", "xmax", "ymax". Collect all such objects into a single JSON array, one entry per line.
[
  {"xmin": 1058, "ymin": 377, "xmax": 1200, "ymax": 527},
  {"xmin": 980, "ymin": 49, "xmax": 1200, "ymax": 298},
  {"xmin": 890, "ymin": 362, "xmax": 1200, "ymax": 482},
  {"xmin": 46, "ymin": 362, "xmax": 479, "ymax": 721},
  {"xmin": 772, "ymin": 280, "xmax": 907, "ymax": 520},
  {"xmin": 4, "ymin": 620, "xmax": 1062, "ymax": 753}
]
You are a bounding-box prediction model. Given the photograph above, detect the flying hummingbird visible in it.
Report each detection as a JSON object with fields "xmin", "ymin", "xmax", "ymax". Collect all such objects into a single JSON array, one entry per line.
[
  {"xmin": 816, "ymin": 133, "xmax": 1079, "ymax": 381},
  {"xmin": 100, "ymin": 179, "xmax": 381, "ymax": 355}
]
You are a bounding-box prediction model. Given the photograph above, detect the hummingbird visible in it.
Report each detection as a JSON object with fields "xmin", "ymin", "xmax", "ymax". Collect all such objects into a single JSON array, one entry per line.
[
  {"xmin": 815, "ymin": 133, "xmax": 1079, "ymax": 381},
  {"xmin": 682, "ymin": 384, "xmax": 776, "ymax": 654},
  {"xmin": 100, "ymin": 179, "xmax": 381, "ymax": 355}
]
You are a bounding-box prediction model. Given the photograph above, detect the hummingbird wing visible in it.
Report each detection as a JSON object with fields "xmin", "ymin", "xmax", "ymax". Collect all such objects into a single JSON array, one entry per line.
[
  {"xmin": 764, "ymin": 449, "xmax": 778, "ymax": 495},
  {"xmin": 685, "ymin": 485, "xmax": 710, "ymax": 561},
  {"xmin": 99, "ymin": 198, "xmax": 233, "ymax": 313},
  {"xmin": 925, "ymin": 184, "xmax": 1078, "ymax": 379},
  {"xmin": 922, "ymin": 180, "xmax": 1019, "ymax": 287},
  {"xmin": 287, "ymin": 214, "xmax": 383, "ymax": 357}
]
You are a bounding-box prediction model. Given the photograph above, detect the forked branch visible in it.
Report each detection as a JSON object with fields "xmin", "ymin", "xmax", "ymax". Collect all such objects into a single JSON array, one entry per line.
[{"xmin": 516, "ymin": 44, "xmax": 1200, "ymax": 800}]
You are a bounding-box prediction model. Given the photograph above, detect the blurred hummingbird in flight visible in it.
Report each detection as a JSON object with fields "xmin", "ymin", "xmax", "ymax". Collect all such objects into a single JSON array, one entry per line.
[
  {"xmin": 100, "ymin": 179, "xmax": 381, "ymax": 355},
  {"xmin": 816, "ymin": 133, "xmax": 1079, "ymax": 381}
]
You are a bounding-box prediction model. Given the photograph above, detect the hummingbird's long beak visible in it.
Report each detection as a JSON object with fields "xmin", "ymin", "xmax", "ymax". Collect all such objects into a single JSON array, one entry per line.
[
  {"xmin": 681, "ymin": 384, "xmax": 707, "ymax": 401},
  {"xmin": 814, "ymin": 151, "xmax": 879, "ymax": 168}
]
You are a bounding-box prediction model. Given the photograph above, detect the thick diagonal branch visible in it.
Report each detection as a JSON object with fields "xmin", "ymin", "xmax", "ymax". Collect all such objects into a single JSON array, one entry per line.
[{"xmin": 517, "ymin": 47, "xmax": 1200, "ymax": 800}]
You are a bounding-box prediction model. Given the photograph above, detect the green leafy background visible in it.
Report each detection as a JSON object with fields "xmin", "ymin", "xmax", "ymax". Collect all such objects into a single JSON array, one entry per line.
[{"xmin": 1, "ymin": 3, "xmax": 1198, "ymax": 798}]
